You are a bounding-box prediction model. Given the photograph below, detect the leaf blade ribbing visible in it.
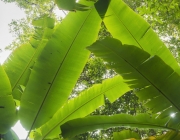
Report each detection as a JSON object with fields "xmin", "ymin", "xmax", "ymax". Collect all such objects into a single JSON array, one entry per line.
[
  {"xmin": 61, "ymin": 114, "xmax": 173, "ymax": 138},
  {"xmin": 32, "ymin": 76, "xmax": 130, "ymax": 139},
  {"xmin": 19, "ymin": 1, "xmax": 102, "ymax": 134},
  {"xmin": 102, "ymin": 0, "xmax": 180, "ymax": 75},
  {"xmin": 87, "ymin": 37, "xmax": 180, "ymax": 120},
  {"xmin": 3, "ymin": 17, "xmax": 55, "ymax": 101}
]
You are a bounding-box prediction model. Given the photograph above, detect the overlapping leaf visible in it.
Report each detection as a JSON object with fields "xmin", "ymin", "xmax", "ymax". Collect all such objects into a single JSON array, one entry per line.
[
  {"xmin": 61, "ymin": 113, "xmax": 180, "ymax": 139},
  {"xmin": 19, "ymin": 1, "xmax": 102, "ymax": 135},
  {"xmin": 32, "ymin": 76, "xmax": 130, "ymax": 139},
  {"xmin": 61, "ymin": 113, "xmax": 177, "ymax": 138},
  {"xmin": 87, "ymin": 37, "xmax": 180, "ymax": 120},
  {"xmin": 3, "ymin": 44, "xmax": 35, "ymax": 100},
  {"xmin": 100, "ymin": 0, "xmax": 180, "ymax": 75},
  {"xmin": 64, "ymin": 113, "xmax": 180, "ymax": 139},
  {"xmin": 0, "ymin": 66, "xmax": 17, "ymax": 134},
  {"xmin": 3, "ymin": 17, "xmax": 55, "ymax": 101}
]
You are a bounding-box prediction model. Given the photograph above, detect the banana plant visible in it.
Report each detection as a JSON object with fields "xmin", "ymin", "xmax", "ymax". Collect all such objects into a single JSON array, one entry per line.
[
  {"xmin": 1, "ymin": 0, "xmax": 106, "ymax": 138},
  {"xmin": 1, "ymin": 0, "xmax": 180, "ymax": 139},
  {"xmin": 2, "ymin": 0, "xmax": 103, "ymax": 139},
  {"xmin": 59, "ymin": 37, "xmax": 180, "ymax": 139}
]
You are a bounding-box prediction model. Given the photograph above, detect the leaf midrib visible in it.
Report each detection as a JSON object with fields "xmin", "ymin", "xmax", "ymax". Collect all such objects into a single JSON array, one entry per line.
[
  {"xmin": 12, "ymin": 41, "xmax": 47, "ymax": 91},
  {"xmin": 42, "ymin": 78, "xmax": 123, "ymax": 138},
  {"xmin": 108, "ymin": 4, "xmax": 145, "ymax": 50},
  {"xmin": 27, "ymin": 9, "xmax": 95, "ymax": 140},
  {"xmin": 98, "ymin": 42, "xmax": 180, "ymax": 113}
]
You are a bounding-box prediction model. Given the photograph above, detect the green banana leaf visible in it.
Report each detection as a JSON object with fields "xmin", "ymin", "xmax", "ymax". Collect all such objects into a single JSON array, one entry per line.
[
  {"xmin": 87, "ymin": 37, "xmax": 180, "ymax": 119},
  {"xmin": 55, "ymin": 0, "xmax": 90, "ymax": 11},
  {"xmin": 31, "ymin": 76, "xmax": 130, "ymax": 139},
  {"xmin": 60, "ymin": 113, "xmax": 178, "ymax": 138},
  {"xmin": 113, "ymin": 130, "xmax": 141, "ymax": 140},
  {"xmin": 19, "ymin": 1, "xmax": 102, "ymax": 134},
  {"xmin": 3, "ymin": 44, "xmax": 35, "ymax": 100},
  {"xmin": 101, "ymin": 0, "xmax": 180, "ymax": 75},
  {"xmin": 62, "ymin": 113, "xmax": 180, "ymax": 139},
  {"xmin": 0, "ymin": 66, "xmax": 17, "ymax": 134},
  {"xmin": 3, "ymin": 17, "xmax": 55, "ymax": 101}
]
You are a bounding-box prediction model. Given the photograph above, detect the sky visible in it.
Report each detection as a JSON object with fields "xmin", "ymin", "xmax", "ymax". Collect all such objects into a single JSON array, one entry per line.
[
  {"xmin": 0, "ymin": 1, "xmax": 26, "ymax": 64},
  {"xmin": 0, "ymin": 1, "xmax": 28, "ymax": 139}
]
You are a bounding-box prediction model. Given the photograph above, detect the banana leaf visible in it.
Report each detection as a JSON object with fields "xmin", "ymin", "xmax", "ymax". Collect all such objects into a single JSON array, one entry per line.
[
  {"xmin": 62, "ymin": 113, "xmax": 180, "ymax": 139},
  {"xmin": 100, "ymin": 0, "xmax": 180, "ymax": 75},
  {"xmin": 31, "ymin": 76, "xmax": 130, "ymax": 139},
  {"xmin": 60, "ymin": 113, "xmax": 177, "ymax": 138},
  {"xmin": 19, "ymin": 1, "xmax": 102, "ymax": 134},
  {"xmin": 3, "ymin": 44, "xmax": 35, "ymax": 100},
  {"xmin": 87, "ymin": 37, "xmax": 180, "ymax": 120},
  {"xmin": 3, "ymin": 17, "xmax": 55, "ymax": 101},
  {"xmin": 0, "ymin": 66, "xmax": 17, "ymax": 134}
]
